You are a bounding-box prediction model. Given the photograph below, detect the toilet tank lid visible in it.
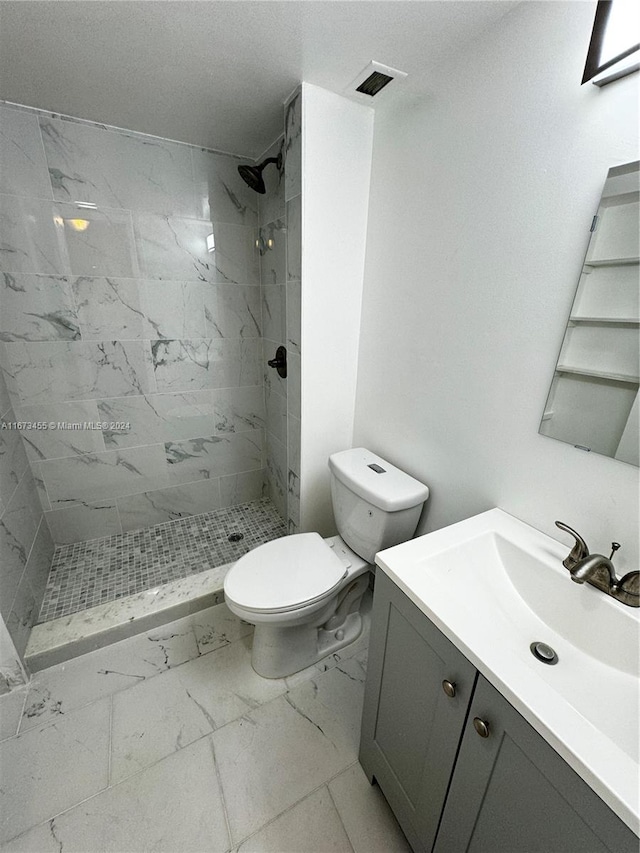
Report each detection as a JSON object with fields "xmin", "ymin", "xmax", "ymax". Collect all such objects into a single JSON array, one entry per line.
[{"xmin": 329, "ymin": 448, "xmax": 429, "ymax": 513}]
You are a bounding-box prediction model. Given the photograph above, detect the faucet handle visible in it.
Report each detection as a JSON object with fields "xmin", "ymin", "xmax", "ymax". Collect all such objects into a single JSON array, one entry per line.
[
  {"xmin": 609, "ymin": 542, "xmax": 621, "ymax": 561},
  {"xmin": 555, "ymin": 521, "xmax": 589, "ymax": 570},
  {"xmin": 612, "ymin": 571, "xmax": 639, "ymax": 608}
]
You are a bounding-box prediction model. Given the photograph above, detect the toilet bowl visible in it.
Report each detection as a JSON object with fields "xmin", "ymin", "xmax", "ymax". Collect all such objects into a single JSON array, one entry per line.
[
  {"xmin": 225, "ymin": 532, "xmax": 369, "ymax": 677},
  {"xmin": 224, "ymin": 447, "xmax": 429, "ymax": 678}
]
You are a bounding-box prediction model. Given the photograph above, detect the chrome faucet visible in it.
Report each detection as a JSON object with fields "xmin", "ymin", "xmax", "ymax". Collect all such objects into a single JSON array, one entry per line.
[{"xmin": 555, "ymin": 522, "xmax": 639, "ymax": 608}]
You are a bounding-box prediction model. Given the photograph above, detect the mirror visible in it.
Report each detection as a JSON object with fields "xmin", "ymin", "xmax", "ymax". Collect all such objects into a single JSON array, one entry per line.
[{"xmin": 540, "ymin": 161, "xmax": 639, "ymax": 466}]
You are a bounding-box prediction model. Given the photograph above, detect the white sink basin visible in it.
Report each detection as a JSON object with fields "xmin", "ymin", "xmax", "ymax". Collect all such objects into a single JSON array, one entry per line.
[{"xmin": 375, "ymin": 508, "xmax": 640, "ymax": 834}]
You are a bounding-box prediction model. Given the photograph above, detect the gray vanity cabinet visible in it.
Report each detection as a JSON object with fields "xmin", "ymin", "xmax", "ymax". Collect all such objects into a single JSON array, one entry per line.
[
  {"xmin": 434, "ymin": 674, "xmax": 637, "ymax": 853},
  {"xmin": 359, "ymin": 571, "xmax": 638, "ymax": 853},
  {"xmin": 359, "ymin": 571, "xmax": 477, "ymax": 853}
]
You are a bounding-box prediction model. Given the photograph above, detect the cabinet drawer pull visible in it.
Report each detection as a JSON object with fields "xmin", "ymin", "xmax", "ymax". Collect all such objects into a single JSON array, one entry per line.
[
  {"xmin": 442, "ymin": 680, "xmax": 456, "ymax": 698},
  {"xmin": 473, "ymin": 717, "xmax": 490, "ymax": 738}
]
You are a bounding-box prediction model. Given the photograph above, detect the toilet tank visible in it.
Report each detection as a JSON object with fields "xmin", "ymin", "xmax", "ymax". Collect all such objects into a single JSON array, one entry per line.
[{"xmin": 328, "ymin": 448, "xmax": 430, "ymax": 564}]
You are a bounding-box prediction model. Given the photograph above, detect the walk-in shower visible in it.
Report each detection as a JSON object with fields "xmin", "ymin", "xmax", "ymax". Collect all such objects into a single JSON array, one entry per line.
[{"xmin": 0, "ymin": 92, "xmax": 301, "ymax": 673}]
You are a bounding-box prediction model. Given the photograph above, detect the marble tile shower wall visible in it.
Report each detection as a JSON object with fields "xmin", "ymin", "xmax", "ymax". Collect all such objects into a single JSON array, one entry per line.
[
  {"xmin": 0, "ymin": 103, "xmax": 269, "ymax": 544},
  {"xmin": 285, "ymin": 89, "xmax": 302, "ymax": 534},
  {"xmin": 0, "ymin": 368, "xmax": 54, "ymax": 683},
  {"xmin": 258, "ymin": 137, "xmax": 288, "ymax": 524},
  {"xmin": 257, "ymin": 87, "xmax": 301, "ymax": 533}
]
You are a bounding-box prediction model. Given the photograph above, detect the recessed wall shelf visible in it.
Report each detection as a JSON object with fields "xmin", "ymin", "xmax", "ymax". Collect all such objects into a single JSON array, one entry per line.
[
  {"xmin": 541, "ymin": 163, "xmax": 639, "ymax": 465},
  {"xmin": 569, "ymin": 317, "xmax": 640, "ymax": 325},
  {"xmin": 556, "ymin": 364, "xmax": 639, "ymax": 384},
  {"xmin": 584, "ymin": 258, "xmax": 639, "ymax": 268}
]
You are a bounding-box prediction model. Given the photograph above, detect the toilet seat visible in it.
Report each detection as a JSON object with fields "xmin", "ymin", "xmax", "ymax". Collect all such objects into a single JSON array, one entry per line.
[{"xmin": 224, "ymin": 532, "xmax": 348, "ymax": 614}]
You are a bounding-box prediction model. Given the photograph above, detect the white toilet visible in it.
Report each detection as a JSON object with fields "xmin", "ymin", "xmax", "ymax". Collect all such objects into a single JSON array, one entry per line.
[{"xmin": 223, "ymin": 447, "xmax": 429, "ymax": 677}]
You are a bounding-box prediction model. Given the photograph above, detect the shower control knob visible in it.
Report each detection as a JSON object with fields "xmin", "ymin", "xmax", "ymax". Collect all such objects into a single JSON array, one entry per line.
[
  {"xmin": 267, "ymin": 346, "xmax": 287, "ymax": 379},
  {"xmin": 442, "ymin": 680, "xmax": 456, "ymax": 698}
]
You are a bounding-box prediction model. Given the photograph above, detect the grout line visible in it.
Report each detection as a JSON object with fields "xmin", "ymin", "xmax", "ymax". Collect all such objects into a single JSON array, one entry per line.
[
  {"xmin": 14, "ymin": 683, "xmax": 30, "ymax": 738},
  {"xmin": 209, "ymin": 734, "xmax": 235, "ymax": 849},
  {"xmin": 0, "ymin": 99, "xmax": 256, "ymax": 160},
  {"xmin": 107, "ymin": 693, "xmax": 113, "ymax": 787},
  {"xmin": 113, "ymin": 498, "xmax": 125, "ymax": 539},
  {"xmin": 30, "ymin": 425, "xmax": 265, "ymax": 464},
  {"xmin": 231, "ymin": 768, "xmax": 359, "ymax": 851},
  {"xmin": 33, "ymin": 112, "xmax": 56, "ymax": 203},
  {"xmin": 326, "ymin": 783, "xmax": 357, "ymax": 853}
]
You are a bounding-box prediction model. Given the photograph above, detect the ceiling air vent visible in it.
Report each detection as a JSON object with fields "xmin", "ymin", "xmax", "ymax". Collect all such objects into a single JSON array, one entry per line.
[
  {"xmin": 356, "ymin": 71, "xmax": 394, "ymax": 97},
  {"xmin": 347, "ymin": 61, "xmax": 408, "ymax": 102}
]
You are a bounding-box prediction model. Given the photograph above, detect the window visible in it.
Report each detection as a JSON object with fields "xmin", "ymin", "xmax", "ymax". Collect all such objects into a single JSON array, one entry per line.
[{"xmin": 582, "ymin": 0, "xmax": 639, "ymax": 86}]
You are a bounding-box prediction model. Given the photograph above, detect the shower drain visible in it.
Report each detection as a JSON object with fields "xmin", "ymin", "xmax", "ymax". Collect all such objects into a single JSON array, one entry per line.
[{"xmin": 228, "ymin": 532, "xmax": 244, "ymax": 543}]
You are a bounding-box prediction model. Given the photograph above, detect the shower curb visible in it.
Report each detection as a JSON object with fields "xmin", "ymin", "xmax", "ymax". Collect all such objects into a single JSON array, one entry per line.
[{"xmin": 25, "ymin": 563, "xmax": 231, "ymax": 672}]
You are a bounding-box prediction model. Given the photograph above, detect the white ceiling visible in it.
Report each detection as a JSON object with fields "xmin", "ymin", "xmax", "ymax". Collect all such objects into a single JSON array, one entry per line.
[{"xmin": 0, "ymin": 1, "xmax": 518, "ymax": 158}]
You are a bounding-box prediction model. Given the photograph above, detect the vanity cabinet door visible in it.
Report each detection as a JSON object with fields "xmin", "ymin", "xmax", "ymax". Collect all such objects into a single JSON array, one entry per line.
[
  {"xmin": 359, "ymin": 571, "xmax": 477, "ymax": 853},
  {"xmin": 433, "ymin": 674, "xmax": 638, "ymax": 853}
]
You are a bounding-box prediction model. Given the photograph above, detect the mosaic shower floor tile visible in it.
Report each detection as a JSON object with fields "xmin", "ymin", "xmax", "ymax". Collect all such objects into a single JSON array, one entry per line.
[{"xmin": 38, "ymin": 498, "xmax": 286, "ymax": 623}]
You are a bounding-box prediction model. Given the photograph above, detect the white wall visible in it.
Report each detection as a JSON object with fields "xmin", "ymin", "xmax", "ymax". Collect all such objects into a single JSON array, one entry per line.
[
  {"xmin": 300, "ymin": 84, "xmax": 374, "ymax": 534},
  {"xmin": 354, "ymin": 2, "xmax": 640, "ymax": 571}
]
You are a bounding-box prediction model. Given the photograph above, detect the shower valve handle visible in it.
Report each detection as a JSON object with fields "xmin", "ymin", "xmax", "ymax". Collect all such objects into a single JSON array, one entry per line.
[{"xmin": 268, "ymin": 345, "xmax": 287, "ymax": 379}]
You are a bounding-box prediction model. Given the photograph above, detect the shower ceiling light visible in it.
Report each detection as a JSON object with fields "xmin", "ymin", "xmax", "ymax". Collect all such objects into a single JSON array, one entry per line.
[{"xmin": 67, "ymin": 218, "xmax": 90, "ymax": 232}]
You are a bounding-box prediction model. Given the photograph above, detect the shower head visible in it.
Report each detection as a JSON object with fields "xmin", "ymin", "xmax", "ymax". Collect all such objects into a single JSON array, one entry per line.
[{"xmin": 238, "ymin": 152, "xmax": 282, "ymax": 194}]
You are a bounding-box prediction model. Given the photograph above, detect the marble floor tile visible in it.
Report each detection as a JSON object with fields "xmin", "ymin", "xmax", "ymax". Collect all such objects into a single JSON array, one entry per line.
[
  {"xmin": 190, "ymin": 603, "xmax": 253, "ymax": 655},
  {"xmin": 211, "ymin": 691, "xmax": 353, "ymax": 844},
  {"xmin": 1, "ymin": 736, "xmax": 231, "ymax": 853},
  {"xmin": 237, "ymin": 786, "xmax": 353, "ymax": 853},
  {"xmin": 20, "ymin": 619, "xmax": 199, "ymax": 733},
  {"xmin": 0, "ymin": 698, "xmax": 110, "ymax": 844},
  {"xmin": 110, "ymin": 636, "xmax": 286, "ymax": 784},
  {"xmin": 328, "ymin": 763, "xmax": 412, "ymax": 853},
  {"xmin": 283, "ymin": 655, "xmax": 367, "ymax": 763},
  {"xmin": 0, "ymin": 686, "xmax": 27, "ymax": 741}
]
